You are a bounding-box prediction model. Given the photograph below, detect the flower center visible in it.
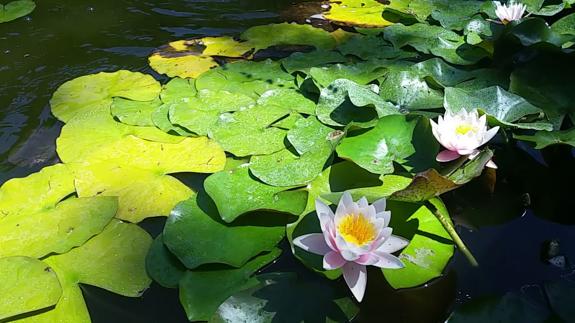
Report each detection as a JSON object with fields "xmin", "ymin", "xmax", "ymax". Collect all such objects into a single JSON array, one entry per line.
[
  {"xmin": 337, "ymin": 214, "xmax": 376, "ymax": 246},
  {"xmin": 455, "ymin": 124, "xmax": 477, "ymax": 135}
]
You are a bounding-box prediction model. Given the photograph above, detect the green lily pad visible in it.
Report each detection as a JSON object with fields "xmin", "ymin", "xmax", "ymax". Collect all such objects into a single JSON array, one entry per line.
[
  {"xmin": 383, "ymin": 200, "xmax": 454, "ymax": 289},
  {"xmin": 211, "ymin": 272, "xmax": 359, "ymax": 323},
  {"xmin": 444, "ymin": 86, "xmax": 553, "ymax": 130},
  {"xmin": 241, "ymin": 23, "xmax": 337, "ymax": 51},
  {"xmin": 205, "ymin": 166, "xmax": 308, "ymax": 223},
  {"xmin": 337, "ymin": 34, "xmax": 414, "ymax": 61},
  {"xmin": 552, "ymin": 13, "xmax": 575, "ymax": 36},
  {"xmin": 281, "ymin": 50, "xmax": 347, "ymax": 74},
  {"xmin": 0, "ymin": 257, "xmax": 62, "ymax": 321},
  {"xmin": 257, "ymin": 89, "xmax": 316, "ymax": 115},
  {"xmin": 514, "ymin": 127, "xmax": 575, "ymax": 149},
  {"xmin": 179, "ymin": 249, "xmax": 281, "ymax": 322},
  {"xmin": 336, "ymin": 115, "xmax": 418, "ymax": 174},
  {"xmin": 384, "ymin": 23, "xmax": 488, "ymax": 65},
  {"xmin": 163, "ymin": 194, "xmax": 286, "ymax": 269},
  {"xmin": 315, "ymin": 79, "xmax": 383, "ymax": 127},
  {"xmin": 151, "ymin": 103, "xmax": 194, "ymax": 136},
  {"xmin": 271, "ymin": 113, "xmax": 304, "ymax": 130},
  {"xmin": 309, "ymin": 60, "xmax": 388, "ymax": 88},
  {"xmin": 57, "ymin": 111, "xmax": 226, "ymax": 173},
  {"xmin": 0, "ymin": 164, "xmax": 75, "ymax": 220},
  {"xmin": 50, "ymin": 70, "xmax": 161, "ymax": 122},
  {"xmin": 46, "ymin": 219, "xmax": 152, "ymax": 297},
  {"xmin": 322, "ymin": 174, "xmax": 412, "ymax": 204},
  {"xmin": 0, "ymin": 196, "xmax": 117, "ymax": 258},
  {"xmin": 145, "ymin": 234, "xmax": 187, "ymax": 289},
  {"xmin": 71, "ymin": 162, "xmax": 193, "ymax": 223},
  {"xmin": 427, "ymin": 0, "xmax": 486, "ymax": 31},
  {"xmin": 208, "ymin": 104, "xmax": 289, "ymax": 157},
  {"xmin": 196, "ymin": 60, "xmax": 295, "ymax": 98},
  {"xmin": 0, "ymin": 0, "xmax": 35, "ymax": 23},
  {"xmin": 110, "ymin": 97, "xmax": 162, "ymax": 127},
  {"xmin": 168, "ymin": 102, "xmax": 220, "ymax": 136},
  {"xmin": 160, "ymin": 77, "xmax": 197, "ymax": 104},
  {"xmin": 379, "ymin": 67, "xmax": 444, "ymax": 110},
  {"xmin": 325, "ymin": 0, "xmax": 393, "ymax": 28}
]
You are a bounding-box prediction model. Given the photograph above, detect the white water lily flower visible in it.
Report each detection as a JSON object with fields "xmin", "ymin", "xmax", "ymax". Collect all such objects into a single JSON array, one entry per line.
[
  {"xmin": 293, "ymin": 192, "xmax": 409, "ymax": 302},
  {"xmin": 430, "ymin": 109, "xmax": 499, "ymax": 168},
  {"xmin": 494, "ymin": 1, "xmax": 527, "ymax": 24}
]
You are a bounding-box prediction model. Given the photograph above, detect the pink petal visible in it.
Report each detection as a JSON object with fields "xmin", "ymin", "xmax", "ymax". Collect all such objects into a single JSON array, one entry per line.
[
  {"xmin": 370, "ymin": 251, "xmax": 405, "ymax": 269},
  {"xmin": 342, "ymin": 262, "xmax": 367, "ymax": 302},
  {"xmin": 323, "ymin": 251, "xmax": 347, "ymax": 270},
  {"xmin": 293, "ymin": 233, "xmax": 331, "ymax": 255},
  {"xmin": 355, "ymin": 253, "xmax": 378, "ymax": 266},
  {"xmin": 376, "ymin": 235, "xmax": 410, "ymax": 254},
  {"xmin": 436, "ymin": 150, "xmax": 461, "ymax": 162}
]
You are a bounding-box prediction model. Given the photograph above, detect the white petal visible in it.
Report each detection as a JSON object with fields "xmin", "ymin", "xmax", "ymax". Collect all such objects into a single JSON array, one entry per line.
[
  {"xmin": 372, "ymin": 198, "xmax": 387, "ymax": 214},
  {"xmin": 357, "ymin": 197, "xmax": 368, "ymax": 208},
  {"xmin": 376, "ymin": 235, "xmax": 410, "ymax": 254},
  {"xmin": 370, "ymin": 251, "xmax": 405, "ymax": 269},
  {"xmin": 323, "ymin": 251, "xmax": 347, "ymax": 270},
  {"xmin": 480, "ymin": 126, "xmax": 500, "ymax": 145},
  {"xmin": 293, "ymin": 233, "xmax": 331, "ymax": 255},
  {"xmin": 335, "ymin": 191, "xmax": 353, "ymax": 220},
  {"xmin": 342, "ymin": 262, "xmax": 367, "ymax": 302},
  {"xmin": 486, "ymin": 159, "xmax": 498, "ymax": 169}
]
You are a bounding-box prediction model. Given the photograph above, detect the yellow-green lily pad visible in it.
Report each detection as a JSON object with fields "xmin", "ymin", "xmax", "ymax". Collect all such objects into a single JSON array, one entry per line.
[
  {"xmin": 110, "ymin": 97, "xmax": 162, "ymax": 127},
  {"xmin": 0, "ymin": 196, "xmax": 117, "ymax": 258},
  {"xmin": 50, "ymin": 70, "xmax": 161, "ymax": 122},
  {"xmin": 325, "ymin": 0, "xmax": 394, "ymax": 28},
  {"xmin": 0, "ymin": 0, "xmax": 35, "ymax": 23},
  {"xmin": 240, "ymin": 23, "xmax": 337, "ymax": 51},
  {"xmin": 0, "ymin": 257, "xmax": 62, "ymax": 321},
  {"xmin": 160, "ymin": 77, "xmax": 197, "ymax": 104}
]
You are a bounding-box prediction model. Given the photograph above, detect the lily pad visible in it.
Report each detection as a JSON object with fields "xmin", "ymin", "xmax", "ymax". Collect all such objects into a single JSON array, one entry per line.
[
  {"xmin": 552, "ymin": 13, "xmax": 575, "ymax": 36},
  {"xmin": 205, "ymin": 166, "xmax": 307, "ymax": 223},
  {"xmin": 159, "ymin": 77, "xmax": 197, "ymax": 104},
  {"xmin": 45, "ymin": 219, "xmax": 152, "ymax": 297},
  {"xmin": 151, "ymin": 103, "xmax": 194, "ymax": 136},
  {"xmin": 71, "ymin": 163, "xmax": 193, "ymax": 223},
  {"xmin": 211, "ymin": 272, "xmax": 359, "ymax": 323},
  {"xmin": 145, "ymin": 234, "xmax": 187, "ymax": 289},
  {"xmin": 514, "ymin": 127, "xmax": 575, "ymax": 149},
  {"xmin": 0, "ymin": 196, "xmax": 117, "ymax": 258},
  {"xmin": 50, "ymin": 70, "xmax": 161, "ymax": 122},
  {"xmin": 309, "ymin": 60, "xmax": 388, "ymax": 88},
  {"xmin": 196, "ymin": 60, "xmax": 296, "ymax": 98},
  {"xmin": 384, "ymin": 23, "xmax": 488, "ymax": 65},
  {"xmin": 444, "ymin": 86, "xmax": 553, "ymax": 130},
  {"xmin": 336, "ymin": 115, "xmax": 418, "ymax": 174},
  {"xmin": 241, "ymin": 23, "xmax": 337, "ymax": 51},
  {"xmin": 382, "ymin": 200, "xmax": 454, "ymax": 289},
  {"xmin": 336, "ymin": 34, "xmax": 412, "ymax": 60},
  {"xmin": 379, "ymin": 67, "xmax": 444, "ymax": 110},
  {"xmin": 0, "ymin": 257, "xmax": 62, "ymax": 321},
  {"xmin": 0, "ymin": 164, "xmax": 75, "ymax": 220},
  {"xmin": 57, "ymin": 111, "xmax": 225, "ymax": 173},
  {"xmin": 110, "ymin": 97, "xmax": 162, "ymax": 127},
  {"xmin": 179, "ymin": 249, "xmax": 281, "ymax": 322},
  {"xmin": 281, "ymin": 50, "xmax": 347, "ymax": 74},
  {"xmin": 163, "ymin": 194, "xmax": 286, "ymax": 269},
  {"xmin": 257, "ymin": 89, "xmax": 316, "ymax": 115},
  {"xmin": 0, "ymin": 0, "xmax": 35, "ymax": 23},
  {"xmin": 325, "ymin": 0, "xmax": 393, "ymax": 28}
]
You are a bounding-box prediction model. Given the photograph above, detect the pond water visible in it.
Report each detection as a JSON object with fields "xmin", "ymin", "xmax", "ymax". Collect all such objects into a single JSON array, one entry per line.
[{"xmin": 1, "ymin": 1, "xmax": 575, "ymax": 322}]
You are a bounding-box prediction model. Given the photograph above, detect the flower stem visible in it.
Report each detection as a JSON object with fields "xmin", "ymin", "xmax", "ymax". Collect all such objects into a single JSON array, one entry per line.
[{"xmin": 428, "ymin": 199, "xmax": 479, "ymax": 267}]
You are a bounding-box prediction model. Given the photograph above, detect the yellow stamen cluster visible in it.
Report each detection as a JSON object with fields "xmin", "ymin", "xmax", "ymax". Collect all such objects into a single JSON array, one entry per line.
[
  {"xmin": 338, "ymin": 214, "xmax": 376, "ymax": 246},
  {"xmin": 455, "ymin": 124, "xmax": 478, "ymax": 135}
]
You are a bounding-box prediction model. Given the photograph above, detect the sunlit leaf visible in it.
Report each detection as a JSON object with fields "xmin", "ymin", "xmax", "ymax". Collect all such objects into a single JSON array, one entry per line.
[{"xmin": 0, "ymin": 0, "xmax": 35, "ymax": 23}]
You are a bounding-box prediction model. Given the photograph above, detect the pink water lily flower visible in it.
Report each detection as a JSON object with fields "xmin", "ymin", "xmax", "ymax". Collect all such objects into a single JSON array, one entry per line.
[
  {"xmin": 430, "ymin": 109, "xmax": 499, "ymax": 169},
  {"xmin": 293, "ymin": 192, "xmax": 409, "ymax": 302},
  {"xmin": 494, "ymin": 1, "xmax": 527, "ymax": 24}
]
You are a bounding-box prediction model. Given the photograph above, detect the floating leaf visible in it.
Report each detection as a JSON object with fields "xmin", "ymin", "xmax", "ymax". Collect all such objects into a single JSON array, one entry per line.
[
  {"xmin": 145, "ymin": 234, "xmax": 187, "ymax": 289},
  {"xmin": 211, "ymin": 272, "xmax": 359, "ymax": 323},
  {"xmin": 322, "ymin": 175, "xmax": 412, "ymax": 204},
  {"xmin": 382, "ymin": 201, "xmax": 454, "ymax": 289},
  {"xmin": 379, "ymin": 67, "xmax": 444, "ymax": 110},
  {"xmin": 514, "ymin": 127, "xmax": 575, "ymax": 149},
  {"xmin": 0, "ymin": 0, "xmax": 35, "ymax": 23},
  {"xmin": 552, "ymin": 13, "xmax": 575, "ymax": 36},
  {"xmin": 110, "ymin": 97, "xmax": 162, "ymax": 127},
  {"xmin": 71, "ymin": 163, "xmax": 192, "ymax": 223},
  {"xmin": 0, "ymin": 196, "xmax": 117, "ymax": 258},
  {"xmin": 50, "ymin": 70, "xmax": 161, "ymax": 122},
  {"xmin": 444, "ymin": 86, "xmax": 553, "ymax": 130},
  {"xmin": 281, "ymin": 50, "xmax": 346, "ymax": 74},
  {"xmin": 151, "ymin": 103, "xmax": 194, "ymax": 136},
  {"xmin": 325, "ymin": 0, "xmax": 393, "ymax": 28},
  {"xmin": 45, "ymin": 219, "xmax": 152, "ymax": 297},
  {"xmin": 0, "ymin": 164, "xmax": 75, "ymax": 220},
  {"xmin": 309, "ymin": 60, "xmax": 387, "ymax": 88},
  {"xmin": 0, "ymin": 257, "xmax": 62, "ymax": 321},
  {"xmin": 336, "ymin": 115, "xmax": 418, "ymax": 174},
  {"xmin": 163, "ymin": 195, "xmax": 286, "ymax": 269},
  {"xmin": 196, "ymin": 60, "xmax": 295, "ymax": 98},
  {"xmin": 384, "ymin": 23, "xmax": 488, "ymax": 65},
  {"xmin": 257, "ymin": 89, "xmax": 316, "ymax": 115},
  {"xmin": 315, "ymin": 79, "xmax": 385, "ymax": 127},
  {"xmin": 159, "ymin": 77, "xmax": 197, "ymax": 104},
  {"xmin": 241, "ymin": 23, "xmax": 337, "ymax": 51},
  {"xmin": 205, "ymin": 166, "xmax": 308, "ymax": 223},
  {"xmin": 57, "ymin": 111, "xmax": 225, "ymax": 173},
  {"xmin": 336, "ymin": 34, "xmax": 412, "ymax": 60},
  {"xmin": 179, "ymin": 249, "xmax": 281, "ymax": 322}
]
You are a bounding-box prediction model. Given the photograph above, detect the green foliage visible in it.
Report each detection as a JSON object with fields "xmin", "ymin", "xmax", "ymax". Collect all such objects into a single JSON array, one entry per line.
[{"xmin": 0, "ymin": 0, "xmax": 35, "ymax": 23}]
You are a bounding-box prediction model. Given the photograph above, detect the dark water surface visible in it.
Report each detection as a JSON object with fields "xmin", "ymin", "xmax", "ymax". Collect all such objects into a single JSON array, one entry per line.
[{"xmin": 2, "ymin": 1, "xmax": 575, "ymax": 322}]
